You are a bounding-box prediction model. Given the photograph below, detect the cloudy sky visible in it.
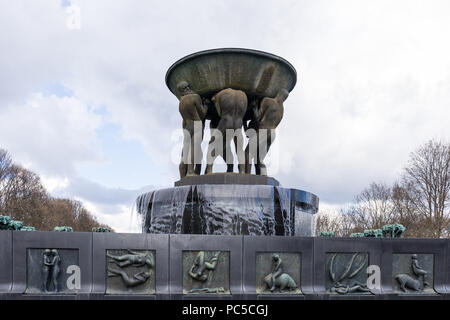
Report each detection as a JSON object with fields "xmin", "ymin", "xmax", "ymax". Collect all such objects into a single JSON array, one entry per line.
[{"xmin": 1, "ymin": 0, "xmax": 449, "ymax": 232}]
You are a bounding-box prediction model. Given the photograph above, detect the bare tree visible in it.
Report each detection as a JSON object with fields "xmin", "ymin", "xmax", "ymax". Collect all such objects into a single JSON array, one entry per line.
[
  {"xmin": 45, "ymin": 198, "xmax": 111, "ymax": 232},
  {"xmin": 316, "ymin": 141, "xmax": 450, "ymax": 238},
  {"xmin": 315, "ymin": 211, "xmax": 338, "ymax": 235},
  {"xmin": 343, "ymin": 182, "xmax": 395, "ymax": 231},
  {"xmin": 0, "ymin": 149, "xmax": 12, "ymax": 182},
  {"xmin": 315, "ymin": 208, "xmax": 355, "ymax": 237},
  {"xmin": 0, "ymin": 149, "xmax": 13, "ymax": 208},
  {"xmin": 0, "ymin": 147, "xmax": 113, "ymax": 232},
  {"xmin": 390, "ymin": 182, "xmax": 429, "ymax": 237},
  {"xmin": 401, "ymin": 140, "xmax": 450, "ymax": 238},
  {"xmin": 1, "ymin": 164, "xmax": 48, "ymax": 226}
]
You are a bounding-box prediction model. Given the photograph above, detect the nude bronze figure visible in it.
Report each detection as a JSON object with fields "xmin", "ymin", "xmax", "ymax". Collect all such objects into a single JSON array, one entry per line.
[
  {"xmin": 188, "ymin": 251, "xmax": 221, "ymax": 282},
  {"xmin": 177, "ymin": 81, "xmax": 208, "ymax": 178},
  {"xmin": 204, "ymin": 88, "xmax": 247, "ymax": 174},
  {"xmin": 42, "ymin": 249, "xmax": 61, "ymax": 293},
  {"xmin": 107, "ymin": 268, "xmax": 151, "ymax": 287},
  {"xmin": 245, "ymin": 89, "xmax": 289, "ymax": 175},
  {"xmin": 106, "ymin": 249, "xmax": 154, "ymax": 268}
]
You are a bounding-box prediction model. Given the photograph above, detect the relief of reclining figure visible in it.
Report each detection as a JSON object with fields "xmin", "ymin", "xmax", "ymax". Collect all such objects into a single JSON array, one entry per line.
[
  {"xmin": 328, "ymin": 253, "xmax": 370, "ymax": 294},
  {"xmin": 107, "ymin": 268, "xmax": 151, "ymax": 287},
  {"xmin": 106, "ymin": 250, "xmax": 154, "ymax": 288},
  {"xmin": 106, "ymin": 249, "xmax": 154, "ymax": 268}
]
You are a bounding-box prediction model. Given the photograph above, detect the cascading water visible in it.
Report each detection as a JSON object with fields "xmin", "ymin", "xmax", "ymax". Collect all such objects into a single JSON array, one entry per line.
[
  {"xmin": 194, "ymin": 184, "xmax": 276, "ymax": 236},
  {"xmin": 275, "ymin": 186, "xmax": 292, "ymax": 236},
  {"xmin": 136, "ymin": 184, "xmax": 318, "ymax": 236}
]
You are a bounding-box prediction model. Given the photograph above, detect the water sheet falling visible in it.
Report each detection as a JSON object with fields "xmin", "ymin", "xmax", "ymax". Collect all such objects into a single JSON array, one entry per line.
[{"xmin": 136, "ymin": 185, "xmax": 317, "ymax": 236}]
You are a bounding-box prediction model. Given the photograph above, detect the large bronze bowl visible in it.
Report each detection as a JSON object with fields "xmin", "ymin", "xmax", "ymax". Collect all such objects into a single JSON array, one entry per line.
[{"xmin": 165, "ymin": 48, "xmax": 297, "ymax": 100}]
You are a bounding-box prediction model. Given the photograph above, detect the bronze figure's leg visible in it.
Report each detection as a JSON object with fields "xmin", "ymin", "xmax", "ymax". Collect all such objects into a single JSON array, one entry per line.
[
  {"xmin": 51, "ymin": 263, "xmax": 60, "ymax": 293},
  {"xmin": 244, "ymin": 143, "xmax": 250, "ymax": 174},
  {"xmin": 179, "ymin": 158, "xmax": 187, "ymax": 179},
  {"xmin": 108, "ymin": 267, "xmax": 149, "ymax": 287},
  {"xmin": 42, "ymin": 265, "xmax": 51, "ymax": 292},
  {"xmin": 186, "ymin": 123, "xmax": 196, "ymax": 177},
  {"xmin": 244, "ymin": 127, "xmax": 257, "ymax": 174},
  {"xmin": 194, "ymin": 119, "xmax": 206, "ymax": 175},
  {"xmin": 188, "ymin": 120, "xmax": 203, "ymax": 176},
  {"xmin": 205, "ymin": 119, "xmax": 220, "ymax": 175},
  {"xmin": 257, "ymin": 129, "xmax": 275, "ymax": 176},
  {"xmin": 224, "ymin": 130, "xmax": 233, "ymax": 173},
  {"xmin": 234, "ymin": 133, "xmax": 245, "ymax": 174},
  {"xmin": 179, "ymin": 119, "xmax": 190, "ymax": 178}
]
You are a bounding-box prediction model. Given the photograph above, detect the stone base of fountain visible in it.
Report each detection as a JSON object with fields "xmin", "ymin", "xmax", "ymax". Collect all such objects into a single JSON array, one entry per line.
[
  {"xmin": 174, "ymin": 173, "xmax": 280, "ymax": 187},
  {"xmin": 1, "ymin": 231, "xmax": 447, "ymax": 299},
  {"xmin": 136, "ymin": 178, "xmax": 319, "ymax": 237}
]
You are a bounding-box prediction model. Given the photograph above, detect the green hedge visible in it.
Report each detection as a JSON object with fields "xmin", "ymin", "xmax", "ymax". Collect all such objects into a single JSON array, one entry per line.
[
  {"xmin": 53, "ymin": 226, "xmax": 74, "ymax": 232},
  {"xmin": 92, "ymin": 227, "xmax": 111, "ymax": 233}
]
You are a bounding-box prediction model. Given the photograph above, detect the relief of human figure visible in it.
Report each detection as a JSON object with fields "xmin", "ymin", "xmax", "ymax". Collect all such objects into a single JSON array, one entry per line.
[
  {"xmin": 177, "ymin": 81, "xmax": 208, "ymax": 178},
  {"xmin": 106, "ymin": 249, "xmax": 154, "ymax": 268},
  {"xmin": 188, "ymin": 251, "xmax": 221, "ymax": 282},
  {"xmin": 269, "ymin": 254, "xmax": 283, "ymax": 291},
  {"xmin": 107, "ymin": 268, "xmax": 151, "ymax": 287},
  {"xmin": 395, "ymin": 254, "xmax": 429, "ymax": 292},
  {"xmin": 245, "ymin": 89, "xmax": 289, "ymax": 175},
  {"xmin": 42, "ymin": 249, "xmax": 61, "ymax": 293},
  {"xmin": 332, "ymin": 281, "xmax": 370, "ymax": 294},
  {"xmin": 204, "ymin": 88, "xmax": 247, "ymax": 174},
  {"xmin": 411, "ymin": 254, "xmax": 428, "ymax": 279},
  {"xmin": 263, "ymin": 254, "xmax": 297, "ymax": 292}
]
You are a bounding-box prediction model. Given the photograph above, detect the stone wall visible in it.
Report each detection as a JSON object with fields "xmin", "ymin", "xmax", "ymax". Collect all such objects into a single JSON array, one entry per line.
[{"xmin": 0, "ymin": 231, "xmax": 449, "ymax": 300}]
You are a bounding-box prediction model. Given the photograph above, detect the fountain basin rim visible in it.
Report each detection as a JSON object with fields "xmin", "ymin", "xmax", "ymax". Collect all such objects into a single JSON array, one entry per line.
[
  {"xmin": 165, "ymin": 47, "xmax": 298, "ymax": 98},
  {"xmin": 137, "ymin": 184, "xmax": 319, "ymax": 215},
  {"xmin": 174, "ymin": 173, "xmax": 280, "ymax": 187}
]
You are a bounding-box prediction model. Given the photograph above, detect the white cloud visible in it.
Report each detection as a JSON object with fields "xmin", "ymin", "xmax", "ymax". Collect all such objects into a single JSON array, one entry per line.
[
  {"xmin": 0, "ymin": 93, "xmax": 103, "ymax": 177},
  {"xmin": 81, "ymin": 199, "xmax": 141, "ymax": 233},
  {"xmin": 1, "ymin": 1, "xmax": 450, "ymax": 231},
  {"xmin": 40, "ymin": 175, "xmax": 70, "ymax": 194},
  {"xmin": 65, "ymin": 4, "xmax": 81, "ymax": 30},
  {"xmin": 52, "ymin": 177, "xmax": 154, "ymax": 211},
  {"xmin": 50, "ymin": 176, "xmax": 155, "ymax": 232}
]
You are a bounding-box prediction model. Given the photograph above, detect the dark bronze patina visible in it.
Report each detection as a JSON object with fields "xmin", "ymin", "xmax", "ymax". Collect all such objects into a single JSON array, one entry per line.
[
  {"xmin": 167, "ymin": 48, "xmax": 297, "ymax": 178},
  {"xmin": 166, "ymin": 48, "xmax": 297, "ymax": 100}
]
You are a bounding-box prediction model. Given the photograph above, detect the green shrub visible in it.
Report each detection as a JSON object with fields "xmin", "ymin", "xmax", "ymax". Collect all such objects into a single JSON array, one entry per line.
[
  {"xmin": 8, "ymin": 220, "xmax": 23, "ymax": 230},
  {"xmin": 317, "ymin": 231, "xmax": 335, "ymax": 237},
  {"xmin": 92, "ymin": 227, "xmax": 111, "ymax": 233},
  {"xmin": 382, "ymin": 224, "xmax": 405, "ymax": 238},
  {"xmin": 363, "ymin": 229, "xmax": 382, "ymax": 238},
  {"xmin": 0, "ymin": 215, "xmax": 12, "ymax": 230},
  {"xmin": 350, "ymin": 233, "xmax": 365, "ymax": 238},
  {"xmin": 53, "ymin": 226, "xmax": 74, "ymax": 232},
  {"xmin": 20, "ymin": 226, "xmax": 36, "ymax": 231}
]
